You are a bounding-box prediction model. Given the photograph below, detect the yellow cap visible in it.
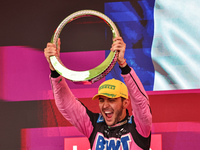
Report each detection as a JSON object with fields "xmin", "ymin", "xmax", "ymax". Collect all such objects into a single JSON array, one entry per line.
[{"xmin": 92, "ymin": 78, "xmax": 128, "ymax": 100}]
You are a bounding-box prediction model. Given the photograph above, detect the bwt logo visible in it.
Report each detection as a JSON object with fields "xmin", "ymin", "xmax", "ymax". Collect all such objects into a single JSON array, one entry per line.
[
  {"xmin": 64, "ymin": 134, "xmax": 161, "ymax": 150},
  {"xmin": 95, "ymin": 133, "xmax": 131, "ymax": 150}
]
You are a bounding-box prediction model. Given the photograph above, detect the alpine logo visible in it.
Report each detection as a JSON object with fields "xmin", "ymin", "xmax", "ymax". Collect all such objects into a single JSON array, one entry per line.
[{"xmin": 95, "ymin": 133, "xmax": 131, "ymax": 150}]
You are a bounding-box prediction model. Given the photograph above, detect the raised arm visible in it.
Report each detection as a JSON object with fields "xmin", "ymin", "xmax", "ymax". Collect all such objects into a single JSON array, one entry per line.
[
  {"xmin": 44, "ymin": 40, "xmax": 94, "ymax": 138},
  {"xmin": 122, "ymin": 66, "xmax": 152, "ymax": 137},
  {"xmin": 50, "ymin": 75, "xmax": 94, "ymax": 138},
  {"xmin": 111, "ymin": 37, "xmax": 152, "ymax": 137}
]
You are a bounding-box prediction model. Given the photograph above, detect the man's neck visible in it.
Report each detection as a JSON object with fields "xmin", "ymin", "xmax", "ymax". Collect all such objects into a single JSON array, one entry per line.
[{"xmin": 108, "ymin": 110, "xmax": 129, "ymax": 128}]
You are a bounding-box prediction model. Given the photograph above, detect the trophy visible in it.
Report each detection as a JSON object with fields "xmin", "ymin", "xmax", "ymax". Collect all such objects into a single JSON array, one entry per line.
[{"xmin": 50, "ymin": 10, "xmax": 120, "ymax": 84}]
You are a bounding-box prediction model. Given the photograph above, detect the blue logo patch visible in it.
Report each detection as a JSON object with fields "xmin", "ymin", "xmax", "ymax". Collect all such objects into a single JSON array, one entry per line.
[{"xmin": 97, "ymin": 114, "xmax": 105, "ymax": 123}]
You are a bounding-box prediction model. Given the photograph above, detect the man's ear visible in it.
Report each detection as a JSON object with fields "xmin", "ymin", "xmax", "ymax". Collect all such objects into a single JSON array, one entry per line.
[{"xmin": 123, "ymin": 99, "xmax": 130, "ymax": 109}]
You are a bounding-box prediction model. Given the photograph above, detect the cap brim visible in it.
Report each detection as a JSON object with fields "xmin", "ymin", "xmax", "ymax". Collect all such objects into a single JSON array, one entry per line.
[
  {"xmin": 92, "ymin": 93, "xmax": 121, "ymax": 100},
  {"xmin": 92, "ymin": 94, "xmax": 101, "ymax": 100}
]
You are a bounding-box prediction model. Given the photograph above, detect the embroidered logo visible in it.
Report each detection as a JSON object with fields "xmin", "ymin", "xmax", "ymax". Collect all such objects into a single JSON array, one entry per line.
[{"xmin": 99, "ymin": 84, "xmax": 116, "ymax": 91}]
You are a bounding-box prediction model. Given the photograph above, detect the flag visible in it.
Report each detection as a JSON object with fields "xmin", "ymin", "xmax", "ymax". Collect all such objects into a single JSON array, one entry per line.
[{"xmin": 105, "ymin": 0, "xmax": 200, "ymax": 91}]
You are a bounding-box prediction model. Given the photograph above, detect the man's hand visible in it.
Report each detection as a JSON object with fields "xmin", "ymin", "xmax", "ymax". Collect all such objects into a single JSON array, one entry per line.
[
  {"xmin": 110, "ymin": 37, "xmax": 127, "ymax": 67},
  {"xmin": 44, "ymin": 38, "xmax": 61, "ymax": 71}
]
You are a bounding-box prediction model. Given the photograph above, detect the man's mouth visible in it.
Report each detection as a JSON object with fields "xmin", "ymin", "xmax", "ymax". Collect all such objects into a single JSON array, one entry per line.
[{"xmin": 104, "ymin": 111, "xmax": 113, "ymax": 119}]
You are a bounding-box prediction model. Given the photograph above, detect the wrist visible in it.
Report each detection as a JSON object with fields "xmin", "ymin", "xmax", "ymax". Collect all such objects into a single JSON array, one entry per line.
[
  {"xmin": 119, "ymin": 63, "xmax": 131, "ymax": 74},
  {"xmin": 51, "ymin": 70, "xmax": 60, "ymax": 78},
  {"xmin": 49, "ymin": 64, "xmax": 55, "ymax": 71},
  {"xmin": 118, "ymin": 59, "xmax": 127, "ymax": 67}
]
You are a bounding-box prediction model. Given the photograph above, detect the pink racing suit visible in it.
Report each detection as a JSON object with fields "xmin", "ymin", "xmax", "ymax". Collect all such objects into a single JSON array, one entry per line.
[{"xmin": 50, "ymin": 65, "xmax": 152, "ymax": 150}]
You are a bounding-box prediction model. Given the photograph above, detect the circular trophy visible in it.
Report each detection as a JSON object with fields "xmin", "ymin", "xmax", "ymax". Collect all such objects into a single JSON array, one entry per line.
[{"xmin": 50, "ymin": 10, "xmax": 120, "ymax": 84}]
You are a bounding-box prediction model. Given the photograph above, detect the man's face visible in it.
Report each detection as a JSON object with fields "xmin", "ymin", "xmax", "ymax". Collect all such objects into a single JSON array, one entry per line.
[{"xmin": 98, "ymin": 95, "xmax": 126, "ymax": 126}]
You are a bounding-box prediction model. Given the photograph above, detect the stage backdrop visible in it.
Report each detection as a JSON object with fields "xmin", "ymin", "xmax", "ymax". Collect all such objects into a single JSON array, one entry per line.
[{"xmin": 0, "ymin": 0, "xmax": 200, "ymax": 150}]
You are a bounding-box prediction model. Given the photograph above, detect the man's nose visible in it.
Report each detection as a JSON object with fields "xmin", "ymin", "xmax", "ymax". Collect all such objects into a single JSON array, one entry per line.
[{"xmin": 103, "ymin": 100, "xmax": 109, "ymax": 108}]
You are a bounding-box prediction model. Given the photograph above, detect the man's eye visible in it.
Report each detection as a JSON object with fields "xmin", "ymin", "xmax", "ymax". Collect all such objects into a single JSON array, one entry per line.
[
  {"xmin": 109, "ymin": 99, "xmax": 115, "ymax": 102},
  {"xmin": 99, "ymin": 99, "xmax": 104, "ymax": 102}
]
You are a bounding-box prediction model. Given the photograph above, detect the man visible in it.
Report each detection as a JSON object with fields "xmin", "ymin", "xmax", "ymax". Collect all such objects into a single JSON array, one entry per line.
[{"xmin": 44, "ymin": 37, "xmax": 152, "ymax": 150}]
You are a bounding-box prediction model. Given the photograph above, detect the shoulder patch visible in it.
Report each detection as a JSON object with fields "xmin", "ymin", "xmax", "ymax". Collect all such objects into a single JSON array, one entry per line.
[
  {"xmin": 97, "ymin": 113, "xmax": 104, "ymax": 123},
  {"xmin": 128, "ymin": 116, "xmax": 133, "ymax": 124}
]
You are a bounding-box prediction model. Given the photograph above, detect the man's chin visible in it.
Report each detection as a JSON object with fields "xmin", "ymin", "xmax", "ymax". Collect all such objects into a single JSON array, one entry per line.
[
  {"xmin": 105, "ymin": 118, "xmax": 116, "ymax": 126},
  {"xmin": 106, "ymin": 121, "xmax": 114, "ymax": 126}
]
